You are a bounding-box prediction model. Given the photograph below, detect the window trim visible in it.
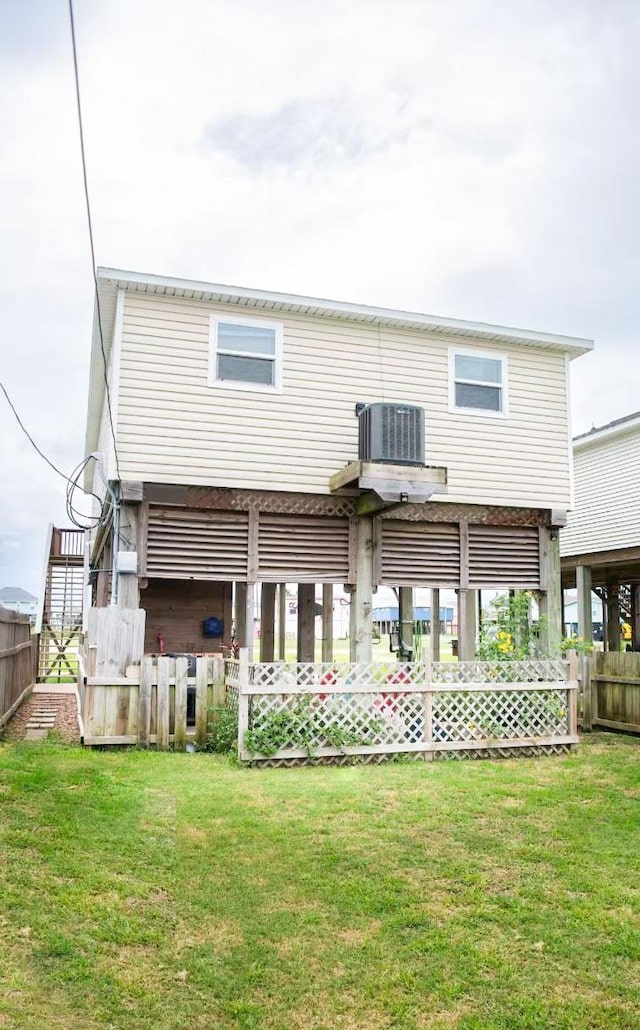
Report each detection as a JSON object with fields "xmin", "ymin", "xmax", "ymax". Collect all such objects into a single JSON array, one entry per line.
[
  {"xmin": 448, "ymin": 346, "xmax": 509, "ymax": 418},
  {"xmin": 208, "ymin": 314, "xmax": 284, "ymax": 393}
]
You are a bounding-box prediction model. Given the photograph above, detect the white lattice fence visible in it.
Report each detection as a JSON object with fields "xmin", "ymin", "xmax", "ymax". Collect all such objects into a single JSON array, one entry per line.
[{"xmin": 227, "ymin": 654, "xmax": 579, "ymax": 763}]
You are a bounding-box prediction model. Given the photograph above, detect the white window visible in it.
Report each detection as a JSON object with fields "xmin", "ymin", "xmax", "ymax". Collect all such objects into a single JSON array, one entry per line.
[
  {"xmin": 209, "ymin": 315, "xmax": 283, "ymax": 391},
  {"xmin": 449, "ymin": 347, "xmax": 508, "ymax": 416}
]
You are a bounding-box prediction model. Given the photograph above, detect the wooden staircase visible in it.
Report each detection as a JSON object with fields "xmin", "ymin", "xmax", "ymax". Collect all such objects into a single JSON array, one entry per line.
[{"xmin": 36, "ymin": 527, "xmax": 85, "ymax": 683}]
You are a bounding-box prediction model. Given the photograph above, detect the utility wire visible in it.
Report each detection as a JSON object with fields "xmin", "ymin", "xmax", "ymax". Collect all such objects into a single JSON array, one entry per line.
[
  {"xmin": 68, "ymin": 0, "xmax": 121, "ymax": 481},
  {"xmin": 0, "ymin": 377, "xmax": 109, "ymax": 531}
]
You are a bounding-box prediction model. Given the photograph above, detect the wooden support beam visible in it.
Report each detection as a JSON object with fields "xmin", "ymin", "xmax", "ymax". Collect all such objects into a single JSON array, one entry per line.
[
  {"xmin": 234, "ymin": 583, "xmax": 247, "ymax": 649},
  {"xmin": 348, "ymin": 586, "xmax": 357, "ymax": 662},
  {"xmin": 429, "ymin": 588, "xmax": 441, "ymax": 662},
  {"xmin": 297, "ymin": 584, "xmax": 316, "ymax": 662},
  {"xmin": 260, "ymin": 584, "xmax": 276, "ymax": 662},
  {"xmin": 458, "ymin": 589, "xmax": 478, "ymax": 661},
  {"xmin": 399, "ymin": 587, "xmax": 413, "ymax": 654},
  {"xmin": 632, "ymin": 585, "xmax": 640, "ymax": 651},
  {"xmin": 321, "ymin": 583, "xmax": 333, "ymax": 662},
  {"xmin": 278, "ymin": 583, "xmax": 287, "ymax": 659},
  {"xmin": 606, "ymin": 580, "xmax": 621, "ymax": 653},
  {"xmin": 539, "ymin": 528, "xmax": 562, "ymax": 656},
  {"xmin": 116, "ymin": 502, "xmax": 140, "ymax": 609},
  {"xmin": 576, "ymin": 565, "xmax": 593, "ymax": 645},
  {"xmin": 245, "ymin": 584, "xmax": 256, "ymax": 662},
  {"xmin": 354, "ymin": 516, "xmax": 374, "ymax": 662}
]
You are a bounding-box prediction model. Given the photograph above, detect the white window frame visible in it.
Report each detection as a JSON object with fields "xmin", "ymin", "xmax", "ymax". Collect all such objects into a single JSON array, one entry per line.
[
  {"xmin": 208, "ymin": 314, "xmax": 284, "ymax": 393},
  {"xmin": 448, "ymin": 346, "xmax": 509, "ymax": 418}
]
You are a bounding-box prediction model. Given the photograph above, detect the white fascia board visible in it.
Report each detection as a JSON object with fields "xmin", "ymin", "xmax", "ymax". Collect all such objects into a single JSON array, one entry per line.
[
  {"xmin": 96, "ymin": 267, "xmax": 594, "ymax": 356},
  {"xmin": 573, "ymin": 414, "xmax": 640, "ymax": 451}
]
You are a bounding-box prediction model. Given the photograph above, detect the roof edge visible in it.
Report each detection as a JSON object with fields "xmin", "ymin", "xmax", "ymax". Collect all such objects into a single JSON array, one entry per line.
[
  {"xmin": 96, "ymin": 267, "xmax": 594, "ymax": 355},
  {"xmin": 574, "ymin": 410, "xmax": 640, "ymax": 450}
]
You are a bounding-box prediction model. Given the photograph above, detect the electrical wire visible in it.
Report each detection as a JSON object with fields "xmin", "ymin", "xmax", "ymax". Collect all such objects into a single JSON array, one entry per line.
[
  {"xmin": 0, "ymin": 376, "xmax": 112, "ymax": 532},
  {"xmin": 67, "ymin": 0, "xmax": 121, "ymax": 481}
]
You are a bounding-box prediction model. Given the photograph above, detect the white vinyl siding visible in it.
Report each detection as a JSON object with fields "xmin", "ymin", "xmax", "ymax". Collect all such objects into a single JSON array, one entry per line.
[
  {"xmin": 561, "ymin": 427, "xmax": 640, "ymax": 556},
  {"xmin": 114, "ymin": 292, "xmax": 572, "ymax": 510}
]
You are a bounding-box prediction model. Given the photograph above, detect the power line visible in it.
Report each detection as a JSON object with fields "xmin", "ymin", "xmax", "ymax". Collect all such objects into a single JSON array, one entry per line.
[
  {"xmin": 67, "ymin": 0, "xmax": 121, "ymax": 481},
  {"xmin": 0, "ymin": 377, "xmax": 108, "ymax": 531}
]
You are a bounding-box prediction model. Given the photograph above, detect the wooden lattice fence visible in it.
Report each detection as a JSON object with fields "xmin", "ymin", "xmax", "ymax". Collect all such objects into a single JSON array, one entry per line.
[{"xmin": 231, "ymin": 653, "xmax": 578, "ymax": 764}]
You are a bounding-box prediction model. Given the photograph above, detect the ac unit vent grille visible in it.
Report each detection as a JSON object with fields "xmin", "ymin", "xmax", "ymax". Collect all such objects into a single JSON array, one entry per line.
[{"xmin": 358, "ymin": 403, "xmax": 425, "ymax": 466}]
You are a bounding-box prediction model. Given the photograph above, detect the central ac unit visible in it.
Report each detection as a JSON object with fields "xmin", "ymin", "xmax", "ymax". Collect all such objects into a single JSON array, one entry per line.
[{"xmin": 358, "ymin": 403, "xmax": 425, "ymax": 466}]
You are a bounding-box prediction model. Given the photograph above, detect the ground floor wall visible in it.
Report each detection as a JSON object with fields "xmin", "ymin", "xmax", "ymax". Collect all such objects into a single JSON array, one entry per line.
[{"xmin": 142, "ymin": 579, "xmax": 232, "ymax": 654}]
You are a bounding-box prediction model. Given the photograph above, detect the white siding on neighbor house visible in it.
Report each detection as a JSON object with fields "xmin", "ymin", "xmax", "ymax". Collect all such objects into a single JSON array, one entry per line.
[
  {"xmin": 113, "ymin": 292, "xmax": 572, "ymax": 510},
  {"xmin": 560, "ymin": 427, "xmax": 640, "ymax": 557}
]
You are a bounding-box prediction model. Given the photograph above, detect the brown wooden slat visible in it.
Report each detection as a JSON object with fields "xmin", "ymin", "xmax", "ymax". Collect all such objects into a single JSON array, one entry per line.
[
  {"xmin": 258, "ymin": 515, "xmax": 349, "ymax": 583},
  {"xmin": 380, "ymin": 522, "xmax": 460, "ymax": 586},
  {"xmin": 147, "ymin": 507, "xmax": 249, "ymax": 581},
  {"xmin": 468, "ymin": 524, "xmax": 540, "ymax": 587}
]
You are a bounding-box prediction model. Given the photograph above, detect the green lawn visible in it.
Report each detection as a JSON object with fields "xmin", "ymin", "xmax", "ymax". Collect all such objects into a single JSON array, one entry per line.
[{"xmin": 0, "ymin": 736, "xmax": 639, "ymax": 1029}]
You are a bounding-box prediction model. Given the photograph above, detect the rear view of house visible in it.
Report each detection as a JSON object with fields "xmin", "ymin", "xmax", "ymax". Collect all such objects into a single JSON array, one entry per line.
[{"xmin": 85, "ymin": 268, "xmax": 592, "ymax": 663}]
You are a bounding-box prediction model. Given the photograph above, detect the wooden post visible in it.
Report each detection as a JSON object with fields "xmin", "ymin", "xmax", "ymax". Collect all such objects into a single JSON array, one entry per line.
[
  {"xmin": 631, "ymin": 585, "xmax": 640, "ymax": 651},
  {"xmin": 580, "ymin": 652, "xmax": 593, "ymax": 731},
  {"xmin": 429, "ymin": 588, "xmax": 441, "ymax": 663},
  {"xmin": 156, "ymin": 655, "xmax": 170, "ymax": 749},
  {"xmin": 260, "ymin": 583, "xmax": 276, "ymax": 662},
  {"xmin": 354, "ymin": 516, "xmax": 374, "ymax": 662},
  {"xmin": 195, "ymin": 657, "xmax": 210, "ymax": 747},
  {"xmin": 458, "ymin": 590, "xmax": 478, "ymax": 661},
  {"xmin": 116, "ymin": 502, "xmax": 140, "ymax": 609},
  {"xmin": 234, "ymin": 583, "xmax": 247, "ymax": 647},
  {"xmin": 138, "ymin": 655, "xmax": 152, "ymax": 747},
  {"xmin": 399, "ymin": 587, "xmax": 414, "ymax": 654},
  {"xmin": 237, "ymin": 647, "xmax": 250, "ymax": 759},
  {"xmin": 245, "ymin": 583, "xmax": 256, "ymax": 662},
  {"xmin": 576, "ymin": 565, "xmax": 593, "ymax": 645},
  {"xmin": 174, "ymin": 656, "xmax": 188, "ymax": 751},
  {"xmin": 348, "ymin": 586, "xmax": 357, "ymax": 661},
  {"xmin": 539, "ymin": 529, "xmax": 562, "ymax": 655},
  {"xmin": 321, "ymin": 583, "xmax": 333, "ymax": 662},
  {"xmin": 605, "ymin": 580, "xmax": 620, "ymax": 653},
  {"xmin": 278, "ymin": 583, "xmax": 287, "ymax": 659},
  {"xmin": 297, "ymin": 584, "xmax": 316, "ymax": 662},
  {"xmin": 567, "ymin": 649, "xmax": 578, "ymax": 738}
]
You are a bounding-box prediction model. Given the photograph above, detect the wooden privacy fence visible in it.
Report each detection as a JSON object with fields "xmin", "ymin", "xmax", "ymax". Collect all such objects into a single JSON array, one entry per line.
[
  {"xmin": 79, "ymin": 654, "xmax": 226, "ymax": 747},
  {"xmin": 580, "ymin": 651, "xmax": 640, "ymax": 734},
  {"xmin": 0, "ymin": 606, "xmax": 36, "ymax": 729},
  {"xmin": 228, "ymin": 653, "xmax": 579, "ymax": 764}
]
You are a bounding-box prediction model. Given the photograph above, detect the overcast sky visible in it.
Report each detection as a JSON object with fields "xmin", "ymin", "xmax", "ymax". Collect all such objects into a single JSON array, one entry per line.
[{"xmin": 1, "ymin": 0, "xmax": 639, "ymax": 596}]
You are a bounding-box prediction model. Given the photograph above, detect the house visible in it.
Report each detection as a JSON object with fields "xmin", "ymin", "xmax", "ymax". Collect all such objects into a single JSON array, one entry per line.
[
  {"xmin": 84, "ymin": 267, "xmax": 592, "ymax": 663},
  {"xmin": 0, "ymin": 587, "xmax": 38, "ymax": 623},
  {"xmin": 561, "ymin": 411, "xmax": 640, "ymax": 650}
]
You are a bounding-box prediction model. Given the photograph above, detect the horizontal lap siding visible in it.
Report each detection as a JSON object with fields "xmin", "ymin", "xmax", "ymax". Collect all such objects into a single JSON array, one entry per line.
[
  {"xmin": 468, "ymin": 525, "xmax": 540, "ymax": 588},
  {"xmin": 381, "ymin": 522, "xmax": 460, "ymax": 586},
  {"xmin": 561, "ymin": 428, "xmax": 640, "ymax": 556},
  {"xmin": 117, "ymin": 293, "xmax": 572, "ymax": 509},
  {"xmin": 258, "ymin": 516, "xmax": 350, "ymax": 583}
]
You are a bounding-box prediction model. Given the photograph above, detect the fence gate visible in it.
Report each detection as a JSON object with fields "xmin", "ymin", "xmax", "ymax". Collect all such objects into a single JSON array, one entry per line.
[{"xmin": 37, "ymin": 526, "xmax": 85, "ymax": 683}]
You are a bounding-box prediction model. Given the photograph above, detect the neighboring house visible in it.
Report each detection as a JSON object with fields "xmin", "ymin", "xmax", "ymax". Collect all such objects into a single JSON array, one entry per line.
[
  {"xmin": 0, "ymin": 588, "xmax": 38, "ymax": 623},
  {"xmin": 84, "ymin": 267, "xmax": 592, "ymax": 661},
  {"xmin": 561, "ymin": 411, "xmax": 640, "ymax": 650}
]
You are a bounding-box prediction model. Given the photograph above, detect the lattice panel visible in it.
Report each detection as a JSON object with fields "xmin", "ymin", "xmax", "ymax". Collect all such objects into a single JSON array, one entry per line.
[
  {"xmin": 225, "ymin": 660, "xmax": 241, "ymax": 687},
  {"xmin": 432, "ymin": 688, "xmax": 569, "ymax": 742},
  {"xmin": 248, "ymin": 691, "xmax": 426, "ymax": 751},
  {"xmin": 249, "ymin": 661, "xmax": 428, "ymax": 691},
  {"xmin": 432, "ymin": 660, "xmax": 569, "ymax": 684}
]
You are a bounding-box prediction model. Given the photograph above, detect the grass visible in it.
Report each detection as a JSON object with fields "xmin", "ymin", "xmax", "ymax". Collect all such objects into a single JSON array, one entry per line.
[
  {"xmin": 0, "ymin": 736, "xmax": 639, "ymax": 1029},
  {"xmin": 277, "ymin": 633, "xmax": 458, "ymax": 663}
]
